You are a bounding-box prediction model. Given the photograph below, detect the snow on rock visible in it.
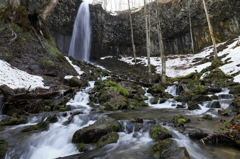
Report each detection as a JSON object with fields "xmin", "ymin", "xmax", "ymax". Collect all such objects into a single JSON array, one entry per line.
[
  {"xmin": 64, "ymin": 57, "xmax": 84, "ymax": 79},
  {"xmin": 0, "ymin": 60, "xmax": 49, "ymax": 90}
]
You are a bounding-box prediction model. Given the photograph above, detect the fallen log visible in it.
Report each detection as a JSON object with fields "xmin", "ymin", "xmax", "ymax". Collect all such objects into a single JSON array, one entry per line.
[{"xmin": 0, "ymin": 84, "xmax": 74, "ymax": 103}]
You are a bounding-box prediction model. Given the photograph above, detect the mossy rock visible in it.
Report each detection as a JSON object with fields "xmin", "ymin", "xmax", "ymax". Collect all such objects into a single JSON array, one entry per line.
[
  {"xmin": 41, "ymin": 60, "xmax": 55, "ymax": 69},
  {"xmin": 191, "ymin": 95, "xmax": 212, "ymax": 102},
  {"xmin": 150, "ymin": 139, "xmax": 173, "ymax": 158},
  {"xmin": 229, "ymin": 84, "xmax": 240, "ymax": 94},
  {"xmin": 72, "ymin": 117, "xmax": 121, "ymax": 144},
  {"xmin": 46, "ymin": 114, "xmax": 58, "ymax": 123},
  {"xmin": 77, "ymin": 143, "xmax": 93, "ymax": 152},
  {"xmin": 188, "ymin": 102, "xmax": 201, "ymax": 110},
  {"xmin": 147, "ymin": 83, "xmax": 166, "ymax": 95},
  {"xmin": 59, "ymin": 105, "xmax": 71, "ymax": 112},
  {"xmin": 172, "ymin": 115, "xmax": 190, "ymax": 127},
  {"xmin": 161, "ymin": 147, "xmax": 190, "ymax": 159},
  {"xmin": 0, "ymin": 139, "xmax": 8, "ymax": 159},
  {"xmin": 150, "ymin": 125, "xmax": 172, "ymax": 141},
  {"xmin": 6, "ymin": 108, "xmax": 21, "ymax": 116},
  {"xmin": 21, "ymin": 121, "xmax": 49, "ymax": 132},
  {"xmin": 96, "ymin": 132, "xmax": 119, "ymax": 148},
  {"xmin": 202, "ymin": 114, "xmax": 213, "ymax": 120},
  {"xmin": 189, "ymin": 85, "xmax": 207, "ymax": 95},
  {"xmin": 151, "ymin": 97, "xmax": 159, "ymax": 104},
  {"xmin": 0, "ymin": 116, "xmax": 27, "ymax": 126},
  {"xmin": 67, "ymin": 77, "xmax": 81, "ymax": 87}
]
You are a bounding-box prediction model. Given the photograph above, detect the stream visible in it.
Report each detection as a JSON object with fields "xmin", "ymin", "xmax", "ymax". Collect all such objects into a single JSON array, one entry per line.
[{"xmin": 1, "ymin": 82, "xmax": 240, "ymax": 159}]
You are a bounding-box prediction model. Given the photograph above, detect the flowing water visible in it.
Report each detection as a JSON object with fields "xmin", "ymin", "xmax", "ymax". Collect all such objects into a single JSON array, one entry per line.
[
  {"xmin": 1, "ymin": 84, "xmax": 240, "ymax": 159},
  {"xmin": 68, "ymin": 2, "xmax": 91, "ymax": 61}
]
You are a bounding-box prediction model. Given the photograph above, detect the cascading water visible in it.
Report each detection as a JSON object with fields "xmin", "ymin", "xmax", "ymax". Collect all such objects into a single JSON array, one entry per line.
[
  {"xmin": 68, "ymin": 2, "xmax": 91, "ymax": 61},
  {"xmin": 4, "ymin": 82, "xmax": 95, "ymax": 159}
]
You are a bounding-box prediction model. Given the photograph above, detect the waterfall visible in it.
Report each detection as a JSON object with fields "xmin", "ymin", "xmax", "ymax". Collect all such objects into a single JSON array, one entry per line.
[{"xmin": 68, "ymin": 2, "xmax": 91, "ymax": 61}]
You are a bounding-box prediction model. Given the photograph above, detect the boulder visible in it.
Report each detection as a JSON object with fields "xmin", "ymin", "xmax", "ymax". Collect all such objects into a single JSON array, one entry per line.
[
  {"xmin": 188, "ymin": 103, "xmax": 201, "ymax": 110},
  {"xmin": 191, "ymin": 95, "xmax": 212, "ymax": 102},
  {"xmin": 96, "ymin": 132, "xmax": 119, "ymax": 148},
  {"xmin": 202, "ymin": 114, "xmax": 213, "ymax": 120},
  {"xmin": 150, "ymin": 125, "xmax": 172, "ymax": 141},
  {"xmin": 150, "ymin": 139, "xmax": 173, "ymax": 158},
  {"xmin": 210, "ymin": 101, "xmax": 221, "ymax": 108},
  {"xmin": 72, "ymin": 117, "xmax": 121, "ymax": 144},
  {"xmin": 161, "ymin": 147, "xmax": 190, "ymax": 159}
]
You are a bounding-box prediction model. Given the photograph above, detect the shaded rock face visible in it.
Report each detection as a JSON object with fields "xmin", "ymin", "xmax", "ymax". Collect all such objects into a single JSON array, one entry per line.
[{"xmin": 27, "ymin": 0, "xmax": 240, "ymax": 59}]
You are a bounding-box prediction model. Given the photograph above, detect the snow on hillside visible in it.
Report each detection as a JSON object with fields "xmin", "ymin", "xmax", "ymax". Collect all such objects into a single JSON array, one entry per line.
[
  {"xmin": 0, "ymin": 60, "xmax": 49, "ymax": 90},
  {"xmin": 118, "ymin": 37, "xmax": 240, "ymax": 82}
]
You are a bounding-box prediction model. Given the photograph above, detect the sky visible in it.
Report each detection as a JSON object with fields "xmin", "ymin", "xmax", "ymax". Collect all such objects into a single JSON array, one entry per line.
[{"xmin": 84, "ymin": 0, "xmax": 149, "ymax": 12}]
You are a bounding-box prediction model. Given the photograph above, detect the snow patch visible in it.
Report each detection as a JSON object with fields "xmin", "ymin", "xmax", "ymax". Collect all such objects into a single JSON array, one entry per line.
[{"xmin": 0, "ymin": 60, "xmax": 49, "ymax": 90}]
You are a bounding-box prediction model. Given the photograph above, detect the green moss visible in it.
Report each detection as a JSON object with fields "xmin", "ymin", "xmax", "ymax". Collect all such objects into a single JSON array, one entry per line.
[
  {"xmin": 150, "ymin": 139, "xmax": 173, "ymax": 158},
  {"xmin": 202, "ymin": 114, "xmax": 212, "ymax": 120},
  {"xmin": 172, "ymin": 115, "xmax": 190, "ymax": 127},
  {"xmin": 106, "ymin": 81, "xmax": 130, "ymax": 97},
  {"xmin": 21, "ymin": 121, "xmax": 49, "ymax": 132},
  {"xmin": 189, "ymin": 84, "xmax": 206, "ymax": 95},
  {"xmin": 152, "ymin": 97, "xmax": 159, "ymax": 104},
  {"xmin": 96, "ymin": 132, "xmax": 119, "ymax": 148},
  {"xmin": 41, "ymin": 60, "xmax": 55, "ymax": 68},
  {"xmin": 150, "ymin": 125, "xmax": 172, "ymax": 141},
  {"xmin": 0, "ymin": 139, "xmax": 8, "ymax": 159},
  {"xmin": 0, "ymin": 116, "xmax": 27, "ymax": 126},
  {"xmin": 77, "ymin": 143, "xmax": 87, "ymax": 152},
  {"xmin": 224, "ymin": 122, "xmax": 232, "ymax": 128},
  {"xmin": 59, "ymin": 105, "xmax": 71, "ymax": 112}
]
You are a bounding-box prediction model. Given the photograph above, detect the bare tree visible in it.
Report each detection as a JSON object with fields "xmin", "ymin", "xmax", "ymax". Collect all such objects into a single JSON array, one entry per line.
[
  {"xmin": 188, "ymin": 0, "xmax": 195, "ymax": 53},
  {"xmin": 156, "ymin": 0, "xmax": 166, "ymax": 84},
  {"xmin": 128, "ymin": 0, "xmax": 137, "ymax": 64},
  {"xmin": 202, "ymin": 0, "xmax": 217, "ymax": 58},
  {"xmin": 144, "ymin": 0, "xmax": 151, "ymax": 76}
]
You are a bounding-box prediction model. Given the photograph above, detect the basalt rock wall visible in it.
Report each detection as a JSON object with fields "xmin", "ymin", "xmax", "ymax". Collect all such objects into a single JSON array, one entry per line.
[{"xmin": 25, "ymin": 0, "xmax": 240, "ymax": 59}]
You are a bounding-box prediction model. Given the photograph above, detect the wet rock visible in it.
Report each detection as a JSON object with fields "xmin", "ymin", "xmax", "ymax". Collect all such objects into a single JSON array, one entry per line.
[
  {"xmin": 150, "ymin": 139, "xmax": 173, "ymax": 158},
  {"xmin": 218, "ymin": 108, "xmax": 231, "ymax": 116},
  {"xmin": 77, "ymin": 143, "xmax": 95, "ymax": 152},
  {"xmin": 0, "ymin": 116, "xmax": 27, "ymax": 126},
  {"xmin": 211, "ymin": 95, "xmax": 218, "ymax": 100},
  {"xmin": 21, "ymin": 121, "xmax": 50, "ymax": 132},
  {"xmin": 96, "ymin": 132, "xmax": 119, "ymax": 148},
  {"xmin": 150, "ymin": 125, "xmax": 172, "ymax": 141},
  {"xmin": 188, "ymin": 103, "xmax": 201, "ymax": 110},
  {"xmin": 211, "ymin": 101, "xmax": 221, "ymax": 108},
  {"xmin": 46, "ymin": 114, "xmax": 58, "ymax": 123},
  {"xmin": 207, "ymin": 87, "xmax": 222, "ymax": 93},
  {"xmin": 72, "ymin": 117, "xmax": 121, "ymax": 144},
  {"xmin": 0, "ymin": 139, "xmax": 8, "ymax": 159},
  {"xmin": 188, "ymin": 129, "xmax": 208, "ymax": 140},
  {"xmin": 161, "ymin": 147, "xmax": 190, "ymax": 159},
  {"xmin": 177, "ymin": 95, "xmax": 192, "ymax": 103},
  {"xmin": 202, "ymin": 114, "xmax": 213, "ymax": 120},
  {"xmin": 151, "ymin": 97, "xmax": 159, "ymax": 104},
  {"xmin": 176, "ymin": 104, "xmax": 185, "ymax": 109},
  {"xmin": 191, "ymin": 95, "xmax": 212, "ymax": 102},
  {"xmin": 172, "ymin": 115, "xmax": 190, "ymax": 127},
  {"xmin": 159, "ymin": 98, "xmax": 167, "ymax": 104}
]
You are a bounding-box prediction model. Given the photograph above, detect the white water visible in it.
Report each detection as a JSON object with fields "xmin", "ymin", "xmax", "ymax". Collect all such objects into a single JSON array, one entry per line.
[
  {"xmin": 166, "ymin": 126, "xmax": 212, "ymax": 159},
  {"xmin": 5, "ymin": 82, "xmax": 95, "ymax": 159},
  {"xmin": 68, "ymin": 2, "xmax": 91, "ymax": 61}
]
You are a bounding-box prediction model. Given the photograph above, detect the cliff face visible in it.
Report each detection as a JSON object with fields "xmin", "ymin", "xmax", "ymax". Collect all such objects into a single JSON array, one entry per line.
[{"xmin": 24, "ymin": 0, "xmax": 240, "ymax": 59}]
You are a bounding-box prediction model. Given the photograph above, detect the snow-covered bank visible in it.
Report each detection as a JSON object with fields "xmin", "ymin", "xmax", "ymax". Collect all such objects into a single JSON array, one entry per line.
[
  {"xmin": 0, "ymin": 60, "xmax": 49, "ymax": 90},
  {"xmin": 117, "ymin": 37, "xmax": 240, "ymax": 82}
]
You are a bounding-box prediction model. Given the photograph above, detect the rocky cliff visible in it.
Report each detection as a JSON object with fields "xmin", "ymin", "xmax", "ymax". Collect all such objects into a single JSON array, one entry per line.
[{"xmin": 23, "ymin": 0, "xmax": 240, "ymax": 59}]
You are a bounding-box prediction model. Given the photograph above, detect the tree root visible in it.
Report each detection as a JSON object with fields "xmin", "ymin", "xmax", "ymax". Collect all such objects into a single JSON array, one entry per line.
[
  {"xmin": 9, "ymin": 30, "xmax": 18, "ymax": 44},
  {"xmin": 32, "ymin": 26, "xmax": 46, "ymax": 50}
]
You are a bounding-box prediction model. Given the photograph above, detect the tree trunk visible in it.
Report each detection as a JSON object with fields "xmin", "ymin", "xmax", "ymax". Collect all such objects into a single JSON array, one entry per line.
[
  {"xmin": 156, "ymin": 0, "xmax": 166, "ymax": 84},
  {"xmin": 8, "ymin": 0, "xmax": 20, "ymax": 8},
  {"xmin": 128, "ymin": 0, "xmax": 137, "ymax": 64},
  {"xmin": 202, "ymin": 0, "xmax": 218, "ymax": 59},
  {"xmin": 144, "ymin": 0, "xmax": 151, "ymax": 76},
  {"xmin": 188, "ymin": 0, "xmax": 195, "ymax": 53}
]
